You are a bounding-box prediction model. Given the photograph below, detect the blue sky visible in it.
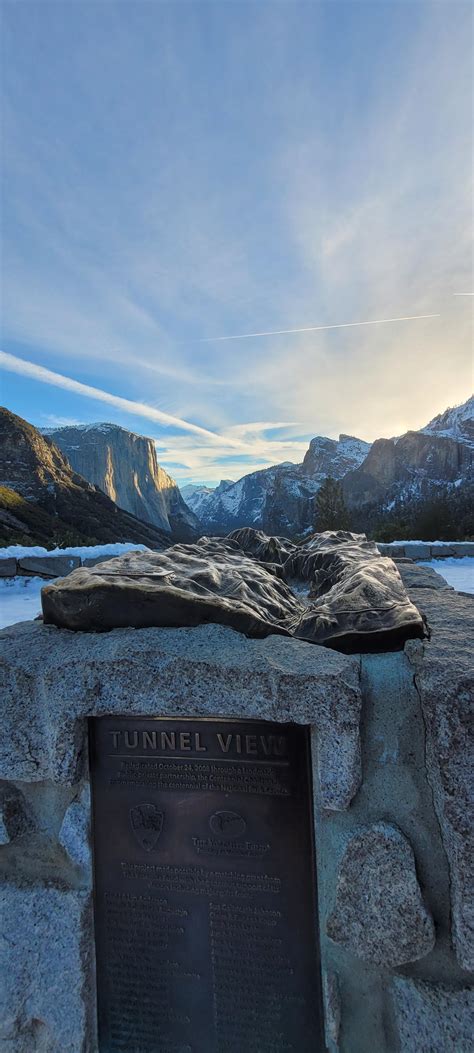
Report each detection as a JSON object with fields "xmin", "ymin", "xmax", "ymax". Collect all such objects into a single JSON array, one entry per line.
[{"xmin": 1, "ymin": 0, "xmax": 472, "ymax": 485}]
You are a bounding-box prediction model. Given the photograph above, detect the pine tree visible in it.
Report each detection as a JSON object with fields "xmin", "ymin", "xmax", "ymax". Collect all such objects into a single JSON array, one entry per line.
[{"xmin": 315, "ymin": 477, "xmax": 350, "ymax": 531}]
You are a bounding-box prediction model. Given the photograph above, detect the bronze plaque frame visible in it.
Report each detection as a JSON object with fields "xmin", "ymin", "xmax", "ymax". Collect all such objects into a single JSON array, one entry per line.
[{"xmin": 89, "ymin": 716, "xmax": 325, "ymax": 1052}]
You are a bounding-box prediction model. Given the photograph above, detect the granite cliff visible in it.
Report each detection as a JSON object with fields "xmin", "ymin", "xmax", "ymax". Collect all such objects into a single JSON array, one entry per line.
[
  {"xmin": 45, "ymin": 423, "xmax": 200, "ymax": 541},
  {"xmin": 184, "ymin": 397, "xmax": 474, "ymax": 538},
  {"xmin": 0, "ymin": 409, "xmax": 170, "ymax": 548}
]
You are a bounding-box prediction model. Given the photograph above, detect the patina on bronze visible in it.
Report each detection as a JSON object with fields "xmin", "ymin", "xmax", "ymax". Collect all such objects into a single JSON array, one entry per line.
[{"xmin": 89, "ymin": 716, "xmax": 325, "ymax": 1052}]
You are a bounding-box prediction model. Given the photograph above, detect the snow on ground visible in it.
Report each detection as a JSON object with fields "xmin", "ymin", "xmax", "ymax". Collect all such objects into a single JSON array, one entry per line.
[
  {"xmin": 0, "ymin": 542, "xmax": 149, "ymax": 560},
  {"xmin": 403, "ymin": 539, "xmax": 474, "ymax": 547},
  {"xmin": 418, "ymin": 558, "xmax": 474, "ymax": 595},
  {"xmin": 0, "ymin": 576, "xmax": 47, "ymax": 629}
]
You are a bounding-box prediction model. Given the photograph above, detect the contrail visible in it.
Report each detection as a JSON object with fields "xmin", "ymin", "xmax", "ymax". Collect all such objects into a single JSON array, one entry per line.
[
  {"xmin": 197, "ymin": 312, "xmax": 440, "ymax": 343},
  {"xmin": 0, "ymin": 351, "xmax": 243, "ymax": 447},
  {"xmin": 453, "ymin": 292, "xmax": 474, "ymax": 296}
]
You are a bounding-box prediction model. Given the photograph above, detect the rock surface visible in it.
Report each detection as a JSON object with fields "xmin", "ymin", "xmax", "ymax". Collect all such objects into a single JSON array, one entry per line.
[
  {"xmin": 395, "ymin": 561, "xmax": 452, "ymax": 591},
  {"xmin": 41, "ymin": 530, "xmax": 424, "ymax": 651},
  {"xmin": 0, "ymin": 407, "xmax": 171, "ymax": 548},
  {"xmin": 326, "ymin": 822, "xmax": 435, "ymax": 966},
  {"xmin": 0, "ymin": 557, "xmax": 16, "ymax": 577},
  {"xmin": 0, "ymin": 884, "xmax": 93, "ymax": 1052},
  {"xmin": 0, "ymin": 783, "xmax": 31, "ymax": 843},
  {"xmin": 18, "ymin": 554, "xmax": 81, "ymax": 578},
  {"xmin": 186, "ymin": 434, "xmax": 370, "ymax": 536},
  {"xmin": 404, "ymin": 581, "xmax": 474, "ymax": 971},
  {"xmin": 46, "ymin": 422, "xmax": 200, "ymax": 541},
  {"xmin": 0, "ymin": 620, "xmax": 361, "ymax": 808},
  {"xmin": 59, "ymin": 782, "xmax": 91, "ymax": 870},
  {"xmin": 343, "ymin": 426, "xmax": 473, "ymax": 508},
  {"xmin": 392, "ymin": 977, "xmax": 474, "ymax": 1053}
]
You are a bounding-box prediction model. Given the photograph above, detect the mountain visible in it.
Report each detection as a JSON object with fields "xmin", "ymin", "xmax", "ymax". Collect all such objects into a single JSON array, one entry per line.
[
  {"xmin": 0, "ymin": 408, "xmax": 170, "ymax": 548},
  {"xmin": 193, "ymin": 435, "xmax": 371, "ymax": 536},
  {"xmin": 44, "ymin": 423, "xmax": 200, "ymax": 541},
  {"xmin": 420, "ymin": 395, "xmax": 474, "ymax": 448},
  {"xmin": 181, "ymin": 479, "xmax": 235, "ymax": 519},
  {"xmin": 343, "ymin": 404, "xmax": 474, "ymax": 510},
  {"xmin": 187, "ymin": 396, "xmax": 473, "ymax": 539}
]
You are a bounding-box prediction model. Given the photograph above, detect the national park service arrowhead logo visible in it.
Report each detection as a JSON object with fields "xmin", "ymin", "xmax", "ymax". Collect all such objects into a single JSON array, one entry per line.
[{"xmin": 130, "ymin": 803, "xmax": 164, "ymax": 851}]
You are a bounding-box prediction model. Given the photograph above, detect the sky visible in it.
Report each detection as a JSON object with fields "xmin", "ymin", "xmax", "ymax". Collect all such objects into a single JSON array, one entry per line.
[{"xmin": 1, "ymin": 0, "xmax": 473, "ymax": 486}]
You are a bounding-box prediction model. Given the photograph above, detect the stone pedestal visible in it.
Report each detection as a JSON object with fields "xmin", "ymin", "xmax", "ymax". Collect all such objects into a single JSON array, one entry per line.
[{"xmin": 1, "ymin": 564, "xmax": 472, "ymax": 1052}]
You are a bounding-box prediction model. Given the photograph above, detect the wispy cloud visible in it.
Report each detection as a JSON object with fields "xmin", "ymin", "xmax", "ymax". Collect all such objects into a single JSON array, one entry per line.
[
  {"xmin": 0, "ymin": 351, "xmax": 243, "ymax": 447},
  {"xmin": 1, "ymin": 2, "xmax": 472, "ymax": 483}
]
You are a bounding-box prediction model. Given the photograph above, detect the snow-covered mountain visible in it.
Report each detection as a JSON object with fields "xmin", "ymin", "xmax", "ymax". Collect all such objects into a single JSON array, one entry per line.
[
  {"xmin": 421, "ymin": 395, "xmax": 474, "ymax": 449},
  {"xmin": 193, "ymin": 435, "xmax": 371, "ymax": 536},
  {"xmin": 343, "ymin": 395, "xmax": 474, "ymax": 513},
  {"xmin": 45, "ymin": 423, "xmax": 200, "ymax": 541},
  {"xmin": 185, "ymin": 396, "xmax": 473, "ymax": 537},
  {"xmin": 181, "ymin": 480, "xmax": 235, "ymax": 519}
]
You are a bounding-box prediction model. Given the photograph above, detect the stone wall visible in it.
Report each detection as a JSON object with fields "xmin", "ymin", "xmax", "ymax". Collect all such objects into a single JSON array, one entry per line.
[
  {"xmin": 0, "ymin": 562, "xmax": 472, "ymax": 1052},
  {"xmin": 0, "ymin": 552, "xmax": 132, "ymax": 579},
  {"xmin": 376, "ymin": 541, "xmax": 474, "ymax": 560},
  {"xmin": 1, "ymin": 539, "xmax": 472, "ymax": 580}
]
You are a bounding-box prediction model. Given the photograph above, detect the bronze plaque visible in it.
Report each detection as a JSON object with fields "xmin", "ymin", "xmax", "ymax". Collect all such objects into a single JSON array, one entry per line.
[{"xmin": 89, "ymin": 716, "xmax": 325, "ymax": 1053}]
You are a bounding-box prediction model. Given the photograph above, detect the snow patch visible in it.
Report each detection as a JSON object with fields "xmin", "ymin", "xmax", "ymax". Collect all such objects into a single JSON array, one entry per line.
[
  {"xmin": 0, "ymin": 576, "xmax": 46, "ymax": 629},
  {"xmin": 0, "ymin": 542, "xmax": 150, "ymax": 561},
  {"xmin": 417, "ymin": 557, "xmax": 474, "ymax": 595}
]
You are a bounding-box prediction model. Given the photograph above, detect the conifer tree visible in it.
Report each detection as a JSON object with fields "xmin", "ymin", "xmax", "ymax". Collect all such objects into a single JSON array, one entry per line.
[{"xmin": 315, "ymin": 477, "xmax": 350, "ymax": 531}]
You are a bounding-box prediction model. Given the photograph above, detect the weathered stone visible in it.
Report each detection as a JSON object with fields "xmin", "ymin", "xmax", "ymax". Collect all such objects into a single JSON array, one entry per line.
[
  {"xmin": 0, "ymin": 884, "xmax": 94, "ymax": 1052},
  {"xmin": 18, "ymin": 554, "xmax": 81, "ymax": 578},
  {"xmin": 405, "ymin": 586, "xmax": 474, "ymax": 971},
  {"xmin": 440, "ymin": 542, "xmax": 474, "ymax": 557},
  {"xmin": 41, "ymin": 530, "xmax": 424, "ymax": 651},
  {"xmin": 376, "ymin": 544, "xmax": 407, "ymax": 559},
  {"xmin": 392, "ymin": 977, "xmax": 474, "ymax": 1053},
  {"xmin": 59, "ymin": 782, "xmax": 91, "ymax": 871},
  {"xmin": 0, "ymin": 620, "xmax": 362, "ymax": 809},
  {"xmin": 326, "ymin": 822, "xmax": 435, "ymax": 966},
  {"xmin": 400, "ymin": 543, "xmax": 432, "ymax": 560},
  {"xmin": 0, "ymin": 783, "xmax": 31, "ymax": 843},
  {"xmin": 322, "ymin": 970, "xmax": 341, "ymax": 1047},
  {"xmin": 0, "ymin": 558, "xmax": 17, "ymax": 577},
  {"xmin": 397, "ymin": 561, "xmax": 453, "ymax": 591}
]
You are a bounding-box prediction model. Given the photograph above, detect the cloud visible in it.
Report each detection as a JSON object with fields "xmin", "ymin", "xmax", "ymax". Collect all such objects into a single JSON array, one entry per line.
[
  {"xmin": 1, "ymin": 1, "xmax": 472, "ymax": 481},
  {"xmin": 0, "ymin": 351, "xmax": 243, "ymax": 447}
]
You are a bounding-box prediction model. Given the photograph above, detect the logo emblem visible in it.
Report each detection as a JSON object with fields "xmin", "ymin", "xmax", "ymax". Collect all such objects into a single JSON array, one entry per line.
[
  {"xmin": 130, "ymin": 803, "xmax": 164, "ymax": 851},
  {"xmin": 209, "ymin": 811, "xmax": 246, "ymax": 838}
]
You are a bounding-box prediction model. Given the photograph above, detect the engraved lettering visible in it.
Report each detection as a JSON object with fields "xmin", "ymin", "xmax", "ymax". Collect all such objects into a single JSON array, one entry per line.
[
  {"xmin": 217, "ymin": 733, "xmax": 233, "ymax": 753},
  {"xmin": 90, "ymin": 717, "xmax": 322, "ymax": 1052}
]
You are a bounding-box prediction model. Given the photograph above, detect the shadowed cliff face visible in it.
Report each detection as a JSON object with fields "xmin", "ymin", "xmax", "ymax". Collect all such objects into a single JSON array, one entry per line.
[
  {"xmin": 343, "ymin": 431, "xmax": 474, "ymax": 507},
  {"xmin": 46, "ymin": 424, "xmax": 200, "ymax": 541},
  {"xmin": 0, "ymin": 408, "xmax": 170, "ymax": 548}
]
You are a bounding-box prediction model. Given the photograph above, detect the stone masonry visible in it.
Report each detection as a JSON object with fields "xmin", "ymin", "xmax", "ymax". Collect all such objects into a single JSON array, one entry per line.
[{"xmin": 0, "ymin": 561, "xmax": 472, "ymax": 1051}]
